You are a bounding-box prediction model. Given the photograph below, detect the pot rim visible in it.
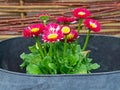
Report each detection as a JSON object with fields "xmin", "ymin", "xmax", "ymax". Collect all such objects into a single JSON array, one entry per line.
[
  {"xmin": 0, "ymin": 34, "xmax": 120, "ymax": 77},
  {"xmin": 0, "ymin": 68, "xmax": 120, "ymax": 77}
]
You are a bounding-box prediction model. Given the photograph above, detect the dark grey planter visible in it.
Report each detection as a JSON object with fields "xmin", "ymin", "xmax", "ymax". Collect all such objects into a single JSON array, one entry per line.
[{"xmin": 0, "ymin": 35, "xmax": 120, "ymax": 90}]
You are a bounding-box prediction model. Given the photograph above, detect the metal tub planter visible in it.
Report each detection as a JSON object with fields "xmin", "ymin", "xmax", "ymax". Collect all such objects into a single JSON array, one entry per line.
[{"xmin": 0, "ymin": 35, "xmax": 120, "ymax": 90}]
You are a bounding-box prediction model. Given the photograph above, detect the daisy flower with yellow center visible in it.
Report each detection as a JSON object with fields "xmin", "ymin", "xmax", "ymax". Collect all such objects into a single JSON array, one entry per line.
[
  {"xmin": 84, "ymin": 19, "xmax": 101, "ymax": 32},
  {"xmin": 42, "ymin": 23, "xmax": 64, "ymax": 43},
  {"xmin": 66, "ymin": 30, "xmax": 79, "ymax": 42},
  {"xmin": 23, "ymin": 23, "xmax": 45, "ymax": 38},
  {"xmin": 73, "ymin": 8, "xmax": 90, "ymax": 19},
  {"xmin": 61, "ymin": 26, "xmax": 71, "ymax": 35}
]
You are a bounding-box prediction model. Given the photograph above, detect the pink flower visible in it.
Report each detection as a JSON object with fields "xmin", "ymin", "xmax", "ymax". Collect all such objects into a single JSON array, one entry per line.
[
  {"xmin": 56, "ymin": 16, "xmax": 67, "ymax": 23},
  {"xmin": 61, "ymin": 26, "xmax": 71, "ymax": 35},
  {"xmin": 73, "ymin": 8, "xmax": 90, "ymax": 19},
  {"xmin": 23, "ymin": 28, "xmax": 32, "ymax": 38},
  {"xmin": 56, "ymin": 16, "xmax": 76, "ymax": 23},
  {"xmin": 42, "ymin": 23, "xmax": 64, "ymax": 43},
  {"xmin": 67, "ymin": 17, "xmax": 76, "ymax": 22},
  {"xmin": 23, "ymin": 23, "xmax": 45, "ymax": 38},
  {"xmin": 84, "ymin": 19, "xmax": 101, "ymax": 32},
  {"xmin": 66, "ymin": 30, "xmax": 79, "ymax": 42}
]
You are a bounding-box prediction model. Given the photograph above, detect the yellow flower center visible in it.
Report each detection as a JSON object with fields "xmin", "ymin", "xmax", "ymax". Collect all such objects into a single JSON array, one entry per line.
[
  {"xmin": 61, "ymin": 26, "xmax": 70, "ymax": 34},
  {"xmin": 90, "ymin": 22, "xmax": 97, "ymax": 28},
  {"xmin": 48, "ymin": 34, "xmax": 57, "ymax": 39},
  {"xmin": 67, "ymin": 33, "xmax": 74, "ymax": 39},
  {"xmin": 78, "ymin": 12, "xmax": 85, "ymax": 16},
  {"xmin": 31, "ymin": 28, "xmax": 39, "ymax": 33}
]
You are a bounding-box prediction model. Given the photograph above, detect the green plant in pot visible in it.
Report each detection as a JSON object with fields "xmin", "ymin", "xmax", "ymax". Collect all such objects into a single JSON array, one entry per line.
[{"xmin": 20, "ymin": 7, "xmax": 101, "ymax": 75}]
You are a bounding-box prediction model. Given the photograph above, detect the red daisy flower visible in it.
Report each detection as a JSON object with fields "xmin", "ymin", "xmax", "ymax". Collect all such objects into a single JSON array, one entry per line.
[
  {"xmin": 73, "ymin": 8, "xmax": 90, "ymax": 19},
  {"xmin": 67, "ymin": 17, "xmax": 76, "ymax": 22},
  {"xmin": 56, "ymin": 16, "xmax": 67, "ymax": 23},
  {"xmin": 42, "ymin": 23, "xmax": 64, "ymax": 43},
  {"xmin": 23, "ymin": 28, "xmax": 32, "ymax": 38},
  {"xmin": 66, "ymin": 30, "xmax": 79, "ymax": 42},
  {"xmin": 23, "ymin": 23, "xmax": 45, "ymax": 38},
  {"xmin": 61, "ymin": 26, "xmax": 71, "ymax": 35},
  {"xmin": 84, "ymin": 19, "xmax": 101, "ymax": 32},
  {"xmin": 56, "ymin": 16, "xmax": 76, "ymax": 23}
]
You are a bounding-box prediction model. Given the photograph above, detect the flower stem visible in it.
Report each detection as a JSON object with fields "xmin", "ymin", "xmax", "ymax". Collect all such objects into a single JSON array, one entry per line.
[
  {"xmin": 82, "ymin": 30, "xmax": 91, "ymax": 51},
  {"xmin": 43, "ymin": 20, "xmax": 47, "ymax": 26},
  {"xmin": 76, "ymin": 19, "xmax": 83, "ymax": 44},
  {"xmin": 43, "ymin": 20, "xmax": 47, "ymax": 55},
  {"xmin": 49, "ymin": 43, "xmax": 53, "ymax": 57},
  {"xmin": 63, "ymin": 35, "xmax": 67, "ymax": 57},
  {"xmin": 35, "ymin": 37, "xmax": 44, "ymax": 58},
  {"xmin": 43, "ymin": 43, "xmax": 47, "ymax": 55},
  {"xmin": 53, "ymin": 43, "xmax": 57, "ymax": 59},
  {"xmin": 78, "ymin": 19, "xmax": 83, "ymax": 34}
]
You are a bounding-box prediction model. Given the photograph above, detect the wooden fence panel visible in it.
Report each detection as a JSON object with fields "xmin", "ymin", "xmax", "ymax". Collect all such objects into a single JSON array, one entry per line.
[{"xmin": 0, "ymin": 0, "xmax": 120, "ymax": 39}]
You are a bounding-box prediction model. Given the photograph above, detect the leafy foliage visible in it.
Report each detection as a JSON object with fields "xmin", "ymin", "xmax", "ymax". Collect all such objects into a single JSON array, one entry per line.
[{"xmin": 20, "ymin": 42, "xmax": 100, "ymax": 74}]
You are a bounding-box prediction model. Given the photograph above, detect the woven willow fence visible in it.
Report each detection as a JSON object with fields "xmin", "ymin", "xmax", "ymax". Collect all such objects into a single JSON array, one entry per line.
[{"xmin": 0, "ymin": 0, "xmax": 120, "ymax": 39}]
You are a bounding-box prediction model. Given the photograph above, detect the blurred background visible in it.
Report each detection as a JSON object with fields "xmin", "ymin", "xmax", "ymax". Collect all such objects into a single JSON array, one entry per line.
[{"xmin": 0, "ymin": 0, "xmax": 120, "ymax": 40}]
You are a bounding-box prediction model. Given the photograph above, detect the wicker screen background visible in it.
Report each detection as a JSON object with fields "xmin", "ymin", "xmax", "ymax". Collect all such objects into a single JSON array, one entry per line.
[{"xmin": 0, "ymin": 0, "xmax": 120, "ymax": 39}]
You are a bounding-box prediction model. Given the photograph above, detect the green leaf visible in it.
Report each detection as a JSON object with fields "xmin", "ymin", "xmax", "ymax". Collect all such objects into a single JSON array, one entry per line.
[
  {"xmin": 66, "ymin": 49, "xmax": 72, "ymax": 55},
  {"xmin": 68, "ymin": 54, "xmax": 79, "ymax": 66},
  {"xmin": 88, "ymin": 63, "xmax": 100, "ymax": 70},
  {"xmin": 87, "ymin": 58, "xmax": 92, "ymax": 63},
  {"xmin": 73, "ymin": 64, "xmax": 87, "ymax": 74},
  {"xmin": 79, "ymin": 64, "xmax": 87, "ymax": 74},
  {"xmin": 20, "ymin": 62, "xmax": 26, "ymax": 68},
  {"xmin": 43, "ymin": 56, "xmax": 52, "ymax": 66},
  {"xmin": 20, "ymin": 53, "xmax": 27, "ymax": 60},
  {"xmin": 80, "ymin": 50, "xmax": 90, "ymax": 58},
  {"xmin": 44, "ymin": 55, "xmax": 52, "ymax": 61},
  {"xmin": 26, "ymin": 64, "xmax": 42, "ymax": 74},
  {"xmin": 48, "ymin": 63, "xmax": 57, "ymax": 74},
  {"xmin": 20, "ymin": 52, "xmax": 41, "ymax": 64},
  {"xmin": 75, "ymin": 45, "xmax": 81, "ymax": 53},
  {"xmin": 20, "ymin": 53, "xmax": 33, "ymax": 63},
  {"xmin": 48, "ymin": 63, "xmax": 56, "ymax": 69},
  {"xmin": 39, "ymin": 67, "xmax": 49, "ymax": 74},
  {"xmin": 60, "ymin": 65, "xmax": 69, "ymax": 74},
  {"xmin": 39, "ymin": 56, "xmax": 53, "ymax": 74},
  {"xmin": 28, "ymin": 45, "xmax": 38, "ymax": 53}
]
